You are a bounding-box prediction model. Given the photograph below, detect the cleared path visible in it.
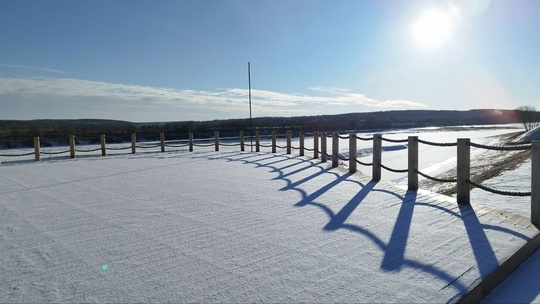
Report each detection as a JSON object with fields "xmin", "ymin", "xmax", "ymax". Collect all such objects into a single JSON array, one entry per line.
[{"xmin": 1, "ymin": 151, "xmax": 538, "ymax": 303}]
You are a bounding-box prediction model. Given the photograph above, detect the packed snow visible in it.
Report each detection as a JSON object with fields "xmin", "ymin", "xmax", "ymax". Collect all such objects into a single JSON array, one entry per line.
[{"xmin": 1, "ymin": 123, "xmax": 539, "ymax": 303}]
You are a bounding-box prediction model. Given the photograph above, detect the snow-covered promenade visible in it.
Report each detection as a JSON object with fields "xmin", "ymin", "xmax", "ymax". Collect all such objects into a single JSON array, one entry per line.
[{"xmin": 1, "ymin": 150, "xmax": 539, "ymax": 303}]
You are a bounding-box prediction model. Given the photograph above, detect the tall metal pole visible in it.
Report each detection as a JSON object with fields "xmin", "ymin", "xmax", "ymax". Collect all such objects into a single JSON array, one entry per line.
[{"xmin": 248, "ymin": 62, "xmax": 253, "ymax": 152}]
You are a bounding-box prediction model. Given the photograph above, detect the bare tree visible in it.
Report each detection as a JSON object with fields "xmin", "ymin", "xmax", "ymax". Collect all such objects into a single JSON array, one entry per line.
[{"xmin": 516, "ymin": 105, "xmax": 540, "ymax": 131}]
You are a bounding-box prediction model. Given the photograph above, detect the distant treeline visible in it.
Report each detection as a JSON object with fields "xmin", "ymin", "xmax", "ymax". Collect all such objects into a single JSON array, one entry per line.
[{"xmin": 0, "ymin": 109, "xmax": 527, "ymax": 149}]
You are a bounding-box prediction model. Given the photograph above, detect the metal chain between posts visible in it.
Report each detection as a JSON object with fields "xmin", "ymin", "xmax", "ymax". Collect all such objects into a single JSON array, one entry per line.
[
  {"xmin": 355, "ymin": 135, "xmax": 372, "ymax": 141},
  {"xmin": 106, "ymin": 146, "xmax": 132, "ymax": 151},
  {"xmin": 416, "ymin": 138, "xmax": 457, "ymax": 147},
  {"xmin": 468, "ymin": 141, "xmax": 531, "ymax": 151},
  {"xmin": 0, "ymin": 151, "xmax": 36, "ymax": 157},
  {"xmin": 41, "ymin": 149, "xmax": 70, "ymax": 155},
  {"xmin": 380, "ymin": 136, "xmax": 408, "ymax": 143},
  {"xmin": 417, "ymin": 170, "xmax": 457, "ymax": 183},
  {"xmin": 164, "ymin": 143, "xmax": 189, "ymax": 148},
  {"xmin": 291, "ymin": 146, "xmax": 300, "ymax": 150},
  {"xmin": 467, "ymin": 179, "xmax": 531, "ymax": 197},
  {"xmin": 304, "ymin": 147, "xmax": 314, "ymax": 152},
  {"xmin": 356, "ymin": 159, "xmax": 373, "ymax": 166},
  {"xmin": 276, "ymin": 144, "xmax": 287, "ymax": 149},
  {"xmin": 192, "ymin": 143, "xmax": 214, "ymax": 147},
  {"xmin": 380, "ymin": 163, "xmax": 408, "ymax": 173},
  {"xmin": 219, "ymin": 143, "xmax": 241, "ymax": 147},
  {"xmin": 337, "ymin": 154, "xmax": 349, "ymax": 161},
  {"xmin": 75, "ymin": 147, "xmax": 102, "ymax": 153},
  {"xmin": 136, "ymin": 144, "xmax": 161, "ymax": 149},
  {"xmin": 337, "ymin": 134, "xmax": 349, "ymax": 139},
  {"xmin": 259, "ymin": 143, "xmax": 272, "ymax": 148}
]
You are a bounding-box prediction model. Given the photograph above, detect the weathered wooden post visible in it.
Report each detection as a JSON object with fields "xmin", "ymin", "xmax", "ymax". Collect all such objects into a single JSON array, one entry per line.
[
  {"xmin": 299, "ymin": 131, "xmax": 305, "ymax": 156},
  {"xmin": 349, "ymin": 133, "xmax": 357, "ymax": 174},
  {"xmin": 214, "ymin": 131, "xmax": 219, "ymax": 152},
  {"xmin": 240, "ymin": 131, "xmax": 245, "ymax": 152},
  {"xmin": 131, "ymin": 133, "xmax": 136, "ymax": 154},
  {"xmin": 372, "ymin": 134, "xmax": 382, "ymax": 181},
  {"xmin": 189, "ymin": 132, "xmax": 193, "ymax": 152},
  {"xmin": 272, "ymin": 131, "xmax": 277, "ymax": 153},
  {"xmin": 314, "ymin": 131, "xmax": 319, "ymax": 159},
  {"xmin": 160, "ymin": 132, "xmax": 165, "ymax": 152},
  {"xmin": 100, "ymin": 134, "xmax": 106, "ymax": 156},
  {"xmin": 531, "ymin": 140, "xmax": 540, "ymax": 227},
  {"xmin": 69, "ymin": 135, "xmax": 75, "ymax": 159},
  {"xmin": 321, "ymin": 132, "xmax": 327, "ymax": 163},
  {"xmin": 255, "ymin": 131, "xmax": 260, "ymax": 152},
  {"xmin": 457, "ymin": 138, "xmax": 470, "ymax": 205},
  {"xmin": 34, "ymin": 136, "xmax": 40, "ymax": 161},
  {"xmin": 286, "ymin": 131, "xmax": 292, "ymax": 155},
  {"xmin": 332, "ymin": 133, "xmax": 339, "ymax": 168},
  {"xmin": 408, "ymin": 136, "xmax": 419, "ymax": 190}
]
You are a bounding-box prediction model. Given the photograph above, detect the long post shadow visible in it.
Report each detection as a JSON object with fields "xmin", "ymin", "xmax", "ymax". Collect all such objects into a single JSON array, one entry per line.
[
  {"xmin": 380, "ymin": 189, "xmax": 417, "ymax": 271},
  {"xmin": 324, "ymin": 180, "xmax": 378, "ymax": 231},
  {"xmin": 459, "ymin": 205, "xmax": 499, "ymax": 278}
]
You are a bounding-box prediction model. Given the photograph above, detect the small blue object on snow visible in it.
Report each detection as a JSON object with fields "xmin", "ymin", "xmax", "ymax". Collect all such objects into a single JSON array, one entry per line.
[{"xmin": 102, "ymin": 265, "xmax": 108, "ymax": 271}]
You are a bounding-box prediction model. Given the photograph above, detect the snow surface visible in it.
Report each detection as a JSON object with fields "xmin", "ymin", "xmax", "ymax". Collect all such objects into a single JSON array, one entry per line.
[
  {"xmin": 514, "ymin": 126, "xmax": 540, "ymax": 143},
  {"xmin": 1, "ymin": 141, "xmax": 539, "ymax": 302},
  {"xmin": 0, "ymin": 126, "xmax": 540, "ymax": 303}
]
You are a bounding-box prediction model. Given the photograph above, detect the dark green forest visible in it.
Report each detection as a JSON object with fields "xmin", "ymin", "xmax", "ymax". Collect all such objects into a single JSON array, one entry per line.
[{"xmin": 0, "ymin": 109, "xmax": 527, "ymax": 148}]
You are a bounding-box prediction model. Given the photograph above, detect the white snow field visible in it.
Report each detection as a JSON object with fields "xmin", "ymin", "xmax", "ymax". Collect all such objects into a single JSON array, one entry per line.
[{"xmin": 1, "ymin": 142, "xmax": 539, "ymax": 302}]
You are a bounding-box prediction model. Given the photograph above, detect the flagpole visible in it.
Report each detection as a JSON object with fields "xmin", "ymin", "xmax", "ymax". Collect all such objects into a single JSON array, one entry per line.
[{"xmin": 248, "ymin": 62, "xmax": 253, "ymax": 152}]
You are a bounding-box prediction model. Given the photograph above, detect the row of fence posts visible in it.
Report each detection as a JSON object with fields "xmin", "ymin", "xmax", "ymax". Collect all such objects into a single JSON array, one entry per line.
[{"xmin": 26, "ymin": 130, "xmax": 539, "ymax": 226}]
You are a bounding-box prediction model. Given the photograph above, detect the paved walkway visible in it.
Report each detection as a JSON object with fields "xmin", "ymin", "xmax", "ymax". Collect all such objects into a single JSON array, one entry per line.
[{"xmin": 1, "ymin": 151, "xmax": 538, "ymax": 303}]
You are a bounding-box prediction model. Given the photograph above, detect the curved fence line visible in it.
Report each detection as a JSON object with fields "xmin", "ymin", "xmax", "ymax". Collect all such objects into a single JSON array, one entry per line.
[{"xmin": 2, "ymin": 130, "xmax": 539, "ymax": 227}]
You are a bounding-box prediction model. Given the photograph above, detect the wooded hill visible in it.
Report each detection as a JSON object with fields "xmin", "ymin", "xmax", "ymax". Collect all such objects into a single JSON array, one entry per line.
[{"xmin": 0, "ymin": 109, "xmax": 524, "ymax": 148}]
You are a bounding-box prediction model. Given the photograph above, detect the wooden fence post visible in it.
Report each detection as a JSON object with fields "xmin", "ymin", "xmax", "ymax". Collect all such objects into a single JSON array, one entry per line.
[
  {"xmin": 189, "ymin": 132, "xmax": 193, "ymax": 152},
  {"xmin": 408, "ymin": 136, "xmax": 418, "ymax": 190},
  {"xmin": 100, "ymin": 134, "xmax": 106, "ymax": 156},
  {"xmin": 287, "ymin": 131, "xmax": 292, "ymax": 154},
  {"xmin": 314, "ymin": 131, "xmax": 319, "ymax": 159},
  {"xmin": 255, "ymin": 131, "xmax": 260, "ymax": 152},
  {"xmin": 372, "ymin": 134, "xmax": 382, "ymax": 181},
  {"xmin": 69, "ymin": 135, "xmax": 75, "ymax": 159},
  {"xmin": 34, "ymin": 136, "xmax": 40, "ymax": 161},
  {"xmin": 332, "ymin": 133, "xmax": 339, "ymax": 168},
  {"xmin": 240, "ymin": 131, "xmax": 245, "ymax": 151},
  {"xmin": 457, "ymin": 138, "xmax": 470, "ymax": 205},
  {"xmin": 131, "ymin": 133, "xmax": 136, "ymax": 154},
  {"xmin": 349, "ymin": 133, "xmax": 357, "ymax": 174},
  {"xmin": 299, "ymin": 131, "xmax": 305, "ymax": 156},
  {"xmin": 272, "ymin": 131, "xmax": 277, "ymax": 153},
  {"xmin": 531, "ymin": 140, "xmax": 540, "ymax": 227},
  {"xmin": 214, "ymin": 131, "xmax": 219, "ymax": 152},
  {"xmin": 321, "ymin": 132, "xmax": 327, "ymax": 163},
  {"xmin": 160, "ymin": 132, "xmax": 165, "ymax": 152}
]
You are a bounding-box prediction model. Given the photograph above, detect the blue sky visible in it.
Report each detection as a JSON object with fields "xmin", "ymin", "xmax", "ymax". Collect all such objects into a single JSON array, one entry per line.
[{"xmin": 1, "ymin": 0, "xmax": 539, "ymax": 122}]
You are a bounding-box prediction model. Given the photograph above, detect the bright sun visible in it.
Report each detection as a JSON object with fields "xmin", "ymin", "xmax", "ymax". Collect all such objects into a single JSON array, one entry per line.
[{"xmin": 412, "ymin": 9, "xmax": 453, "ymax": 49}]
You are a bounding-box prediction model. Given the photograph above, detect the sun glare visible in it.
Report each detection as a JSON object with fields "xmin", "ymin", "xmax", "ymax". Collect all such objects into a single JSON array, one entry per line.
[{"xmin": 412, "ymin": 9, "xmax": 453, "ymax": 49}]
